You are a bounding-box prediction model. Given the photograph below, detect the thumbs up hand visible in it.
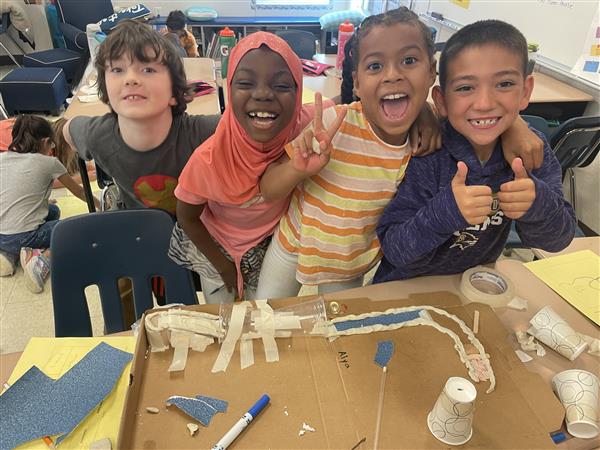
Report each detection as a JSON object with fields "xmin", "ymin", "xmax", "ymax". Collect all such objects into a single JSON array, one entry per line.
[
  {"xmin": 498, "ymin": 157, "xmax": 536, "ymax": 219},
  {"xmin": 451, "ymin": 161, "xmax": 493, "ymax": 225}
]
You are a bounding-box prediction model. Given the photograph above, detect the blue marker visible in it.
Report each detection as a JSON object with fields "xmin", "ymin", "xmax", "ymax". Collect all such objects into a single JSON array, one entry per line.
[{"xmin": 212, "ymin": 394, "xmax": 270, "ymax": 450}]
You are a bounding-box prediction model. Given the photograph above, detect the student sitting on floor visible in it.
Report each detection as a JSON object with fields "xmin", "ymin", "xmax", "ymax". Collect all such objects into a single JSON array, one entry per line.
[
  {"xmin": 374, "ymin": 19, "xmax": 576, "ymax": 283},
  {"xmin": 0, "ymin": 115, "xmax": 98, "ymax": 293}
]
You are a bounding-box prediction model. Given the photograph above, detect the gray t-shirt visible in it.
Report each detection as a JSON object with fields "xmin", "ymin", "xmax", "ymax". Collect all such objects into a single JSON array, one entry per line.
[
  {"xmin": 69, "ymin": 113, "xmax": 220, "ymax": 213},
  {"xmin": 0, "ymin": 152, "xmax": 66, "ymax": 234}
]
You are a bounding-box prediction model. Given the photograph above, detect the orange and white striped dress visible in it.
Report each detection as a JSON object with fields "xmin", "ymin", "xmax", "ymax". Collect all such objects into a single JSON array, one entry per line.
[{"xmin": 277, "ymin": 101, "xmax": 412, "ymax": 285}]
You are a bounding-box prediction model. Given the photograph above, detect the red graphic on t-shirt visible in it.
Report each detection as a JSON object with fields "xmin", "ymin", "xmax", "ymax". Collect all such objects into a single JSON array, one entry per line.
[{"xmin": 133, "ymin": 175, "xmax": 178, "ymax": 213}]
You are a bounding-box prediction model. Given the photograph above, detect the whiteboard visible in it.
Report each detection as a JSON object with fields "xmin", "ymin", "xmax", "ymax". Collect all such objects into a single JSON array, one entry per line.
[{"xmin": 424, "ymin": 0, "xmax": 598, "ymax": 69}]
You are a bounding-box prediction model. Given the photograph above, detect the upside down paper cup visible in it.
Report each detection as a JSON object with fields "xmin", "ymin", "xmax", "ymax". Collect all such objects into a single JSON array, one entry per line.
[
  {"xmin": 427, "ymin": 377, "xmax": 477, "ymax": 445},
  {"xmin": 552, "ymin": 370, "xmax": 599, "ymax": 439},
  {"xmin": 528, "ymin": 305, "xmax": 588, "ymax": 361}
]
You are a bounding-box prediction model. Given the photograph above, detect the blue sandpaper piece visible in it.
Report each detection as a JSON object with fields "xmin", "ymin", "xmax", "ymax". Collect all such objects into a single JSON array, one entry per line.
[
  {"xmin": 0, "ymin": 342, "xmax": 133, "ymax": 449},
  {"xmin": 167, "ymin": 395, "xmax": 227, "ymax": 426},
  {"xmin": 374, "ymin": 340, "xmax": 394, "ymax": 368},
  {"xmin": 195, "ymin": 395, "xmax": 228, "ymax": 413},
  {"xmin": 54, "ymin": 342, "xmax": 133, "ymax": 444},
  {"xmin": 0, "ymin": 366, "xmax": 57, "ymax": 449},
  {"xmin": 334, "ymin": 310, "xmax": 422, "ymax": 332}
]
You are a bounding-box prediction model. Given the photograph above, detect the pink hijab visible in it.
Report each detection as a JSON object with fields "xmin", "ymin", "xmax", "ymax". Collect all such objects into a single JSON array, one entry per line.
[{"xmin": 180, "ymin": 32, "xmax": 306, "ymax": 204}]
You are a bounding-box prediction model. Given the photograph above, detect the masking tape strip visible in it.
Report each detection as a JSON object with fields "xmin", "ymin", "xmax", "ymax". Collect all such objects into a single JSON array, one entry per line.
[
  {"xmin": 240, "ymin": 337, "xmax": 254, "ymax": 370},
  {"xmin": 460, "ymin": 266, "xmax": 527, "ymax": 310},
  {"xmin": 274, "ymin": 315, "xmax": 302, "ymax": 329},
  {"xmin": 169, "ymin": 344, "xmax": 189, "ymax": 372},
  {"xmin": 256, "ymin": 301, "xmax": 279, "ymax": 363},
  {"xmin": 212, "ymin": 302, "xmax": 248, "ymax": 373},
  {"xmin": 169, "ymin": 330, "xmax": 191, "ymax": 372}
]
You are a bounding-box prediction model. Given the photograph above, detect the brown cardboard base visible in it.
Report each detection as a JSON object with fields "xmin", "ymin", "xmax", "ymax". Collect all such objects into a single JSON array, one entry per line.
[{"xmin": 118, "ymin": 292, "xmax": 563, "ymax": 449}]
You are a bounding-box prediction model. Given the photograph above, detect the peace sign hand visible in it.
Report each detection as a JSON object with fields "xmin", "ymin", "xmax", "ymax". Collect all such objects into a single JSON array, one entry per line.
[{"xmin": 290, "ymin": 92, "xmax": 347, "ymax": 177}]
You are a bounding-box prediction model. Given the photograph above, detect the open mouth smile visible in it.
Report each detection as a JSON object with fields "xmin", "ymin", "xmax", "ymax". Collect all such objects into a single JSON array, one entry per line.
[
  {"xmin": 247, "ymin": 111, "xmax": 279, "ymax": 130},
  {"xmin": 380, "ymin": 93, "xmax": 409, "ymax": 121},
  {"xmin": 468, "ymin": 117, "xmax": 500, "ymax": 129}
]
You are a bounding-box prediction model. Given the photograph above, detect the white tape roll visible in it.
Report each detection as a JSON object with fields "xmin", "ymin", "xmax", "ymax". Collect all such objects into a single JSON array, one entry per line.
[{"xmin": 460, "ymin": 266, "xmax": 524, "ymax": 309}]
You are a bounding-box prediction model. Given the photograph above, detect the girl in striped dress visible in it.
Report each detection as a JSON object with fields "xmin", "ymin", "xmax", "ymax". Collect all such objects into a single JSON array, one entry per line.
[{"xmin": 256, "ymin": 7, "xmax": 543, "ymax": 298}]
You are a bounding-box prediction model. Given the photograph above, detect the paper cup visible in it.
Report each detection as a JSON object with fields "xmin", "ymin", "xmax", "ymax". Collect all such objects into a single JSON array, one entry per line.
[
  {"xmin": 427, "ymin": 377, "xmax": 477, "ymax": 445},
  {"xmin": 552, "ymin": 370, "xmax": 599, "ymax": 439},
  {"xmin": 528, "ymin": 306, "xmax": 588, "ymax": 361}
]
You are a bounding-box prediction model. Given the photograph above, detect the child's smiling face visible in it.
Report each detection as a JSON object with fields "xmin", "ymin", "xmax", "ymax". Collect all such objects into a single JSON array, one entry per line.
[
  {"xmin": 230, "ymin": 47, "xmax": 297, "ymax": 144},
  {"xmin": 105, "ymin": 49, "xmax": 177, "ymax": 121},
  {"xmin": 353, "ymin": 22, "xmax": 436, "ymax": 146},
  {"xmin": 433, "ymin": 44, "xmax": 533, "ymax": 158}
]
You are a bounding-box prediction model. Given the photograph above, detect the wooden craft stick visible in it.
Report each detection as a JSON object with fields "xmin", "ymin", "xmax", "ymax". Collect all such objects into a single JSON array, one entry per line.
[
  {"xmin": 473, "ymin": 310, "xmax": 480, "ymax": 334},
  {"xmin": 373, "ymin": 366, "xmax": 387, "ymax": 450}
]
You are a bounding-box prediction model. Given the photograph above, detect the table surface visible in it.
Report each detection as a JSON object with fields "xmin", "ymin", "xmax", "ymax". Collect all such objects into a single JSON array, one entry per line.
[
  {"xmin": 312, "ymin": 54, "xmax": 594, "ymax": 104},
  {"xmin": 534, "ymin": 236, "xmax": 600, "ymax": 259},
  {"xmin": 64, "ymin": 58, "xmax": 220, "ymax": 119},
  {"xmin": 2, "ymin": 238, "xmax": 599, "ymax": 448}
]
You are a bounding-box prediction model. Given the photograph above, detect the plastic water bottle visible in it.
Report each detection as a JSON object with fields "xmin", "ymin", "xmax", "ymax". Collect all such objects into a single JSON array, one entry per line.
[
  {"xmin": 219, "ymin": 27, "xmax": 236, "ymax": 79},
  {"xmin": 336, "ymin": 20, "xmax": 355, "ymax": 71}
]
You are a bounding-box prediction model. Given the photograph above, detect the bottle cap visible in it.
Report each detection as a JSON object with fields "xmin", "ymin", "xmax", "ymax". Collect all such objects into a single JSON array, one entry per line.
[
  {"xmin": 219, "ymin": 27, "xmax": 235, "ymax": 37},
  {"xmin": 339, "ymin": 20, "xmax": 354, "ymax": 32}
]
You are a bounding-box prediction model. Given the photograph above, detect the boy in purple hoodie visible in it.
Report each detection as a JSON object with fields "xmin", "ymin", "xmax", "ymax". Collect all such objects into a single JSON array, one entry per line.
[{"xmin": 374, "ymin": 20, "xmax": 576, "ymax": 283}]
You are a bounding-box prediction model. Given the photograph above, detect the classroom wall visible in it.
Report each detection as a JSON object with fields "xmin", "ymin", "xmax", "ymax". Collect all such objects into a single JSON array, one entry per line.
[{"xmin": 113, "ymin": 0, "xmax": 353, "ymax": 17}]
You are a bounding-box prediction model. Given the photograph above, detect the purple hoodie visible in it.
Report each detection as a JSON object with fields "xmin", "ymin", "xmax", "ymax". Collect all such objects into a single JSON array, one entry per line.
[{"xmin": 374, "ymin": 121, "xmax": 576, "ymax": 283}]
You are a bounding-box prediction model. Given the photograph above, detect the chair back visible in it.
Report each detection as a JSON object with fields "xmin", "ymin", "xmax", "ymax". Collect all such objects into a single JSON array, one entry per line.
[
  {"xmin": 0, "ymin": 13, "xmax": 10, "ymax": 34},
  {"xmin": 521, "ymin": 114, "xmax": 551, "ymax": 141},
  {"xmin": 550, "ymin": 116, "xmax": 600, "ymax": 177},
  {"xmin": 55, "ymin": 0, "xmax": 114, "ymax": 32},
  {"xmin": 275, "ymin": 30, "xmax": 317, "ymax": 60},
  {"xmin": 51, "ymin": 209, "xmax": 197, "ymax": 337}
]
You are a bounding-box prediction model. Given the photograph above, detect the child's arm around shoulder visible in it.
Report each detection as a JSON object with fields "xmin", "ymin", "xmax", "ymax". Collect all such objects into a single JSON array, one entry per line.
[
  {"xmin": 260, "ymin": 94, "xmax": 347, "ymax": 201},
  {"xmin": 377, "ymin": 152, "xmax": 468, "ymax": 267},
  {"xmin": 499, "ymin": 139, "xmax": 576, "ymax": 252},
  {"xmin": 501, "ymin": 116, "xmax": 544, "ymax": 170}
]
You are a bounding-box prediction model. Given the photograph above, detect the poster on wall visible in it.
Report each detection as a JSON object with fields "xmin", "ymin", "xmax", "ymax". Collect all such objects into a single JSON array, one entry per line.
[
  {"xmin": 450, "ymin": 0, "xmax": 471, "ymax": 9},
  {"xmin": 571, "ymin": 6, "xmax": 600, "ymax": 85}
]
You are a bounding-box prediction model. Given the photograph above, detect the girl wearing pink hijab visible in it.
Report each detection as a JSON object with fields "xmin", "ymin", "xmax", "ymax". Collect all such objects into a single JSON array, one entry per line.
[{"xmin": 169, "ymin": 32, "xmax": 342, "ymax": 302}]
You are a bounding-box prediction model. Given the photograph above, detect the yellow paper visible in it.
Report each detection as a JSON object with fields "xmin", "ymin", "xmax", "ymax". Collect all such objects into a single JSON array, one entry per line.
[
  {"xmin": 451, "ymin": 0, "xmax": 471, "ymax": 9},
  {"xmin": 8, "ymin": 337, "xmax": 136, "ymax": 450},
  {"xmin": 590, "ymin": 44, "xmax": 600, "ymax": 57},
  {"xmin": 525, "ymin": 250, "xmax": 600, "ymax": 326},
  {"xmin": 303, "ymin": 87, "xmax": 318, "ymax": 105}
]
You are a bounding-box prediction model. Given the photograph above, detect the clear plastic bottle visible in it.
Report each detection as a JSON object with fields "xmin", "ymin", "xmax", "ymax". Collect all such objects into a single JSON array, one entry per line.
[
  {"xmin": 219, "ymin": 27, "xmax": 236, "ymax": 79},
  {"xmin": 335, "ymin": 20, "xmax": 355, "ymax": 71}
]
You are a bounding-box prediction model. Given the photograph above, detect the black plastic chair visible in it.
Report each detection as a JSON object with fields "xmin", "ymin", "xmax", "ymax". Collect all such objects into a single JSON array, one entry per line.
[
  {"xmin": 0, "ymin": 13, "xmax": 21, "ymax": 67},
  {"xmin": 504, "ymin": 115, "xmax": 595, "ymax": 254},
  {"xmin": 51, "ymin": 209, "xmax": 197, "ymax": 337},
  {"xmin": 434, "ymin": 41, "xmax": 446, "ymax": 53},
  {"xmin": 521, "ymin": 114, "xmax": 551, "ymax": 141},
  {"xmin": 550, "ymin": 116, "xmax": 600, "ymax": 214},
  {"xmin": 275, "ymin": 30, "xmax": 317, "ymax": 60}
]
